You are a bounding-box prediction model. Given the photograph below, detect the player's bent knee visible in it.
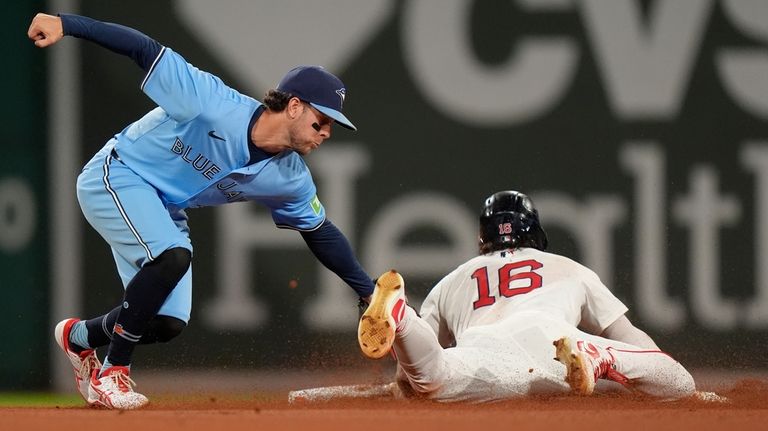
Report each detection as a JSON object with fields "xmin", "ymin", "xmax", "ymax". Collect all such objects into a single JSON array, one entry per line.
[
  {"xmin": 151, "ymin": 247, "xmax": 192, "ymax": 282},
  {"xmin": 673, "ymin": 364, "xmax": 696, "ymax": 397},
  {"xmin": 160, "ymin": 247, "xmax": 192, "ymax": 272},
  {"xmin": 653, "ymin": 360, "xmax": 696, "ymax": 400},
  {"xmin": 147, "ymin": 315, "xmax": 186, "ymax": 343}
]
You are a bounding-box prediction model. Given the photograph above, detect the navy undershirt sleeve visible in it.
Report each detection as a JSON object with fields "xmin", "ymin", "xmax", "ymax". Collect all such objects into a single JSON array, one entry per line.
[
  {"xmin": 59, "ymin": 13, "xmax": 162, "ymax": 71},
  {"xmin": 300, "ymin": 219, "xmax": 375, "ymax": 298}
]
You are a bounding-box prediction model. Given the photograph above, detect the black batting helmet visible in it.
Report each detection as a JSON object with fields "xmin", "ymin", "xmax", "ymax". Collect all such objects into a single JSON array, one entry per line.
[{"xmin": 479, "ymin": 190, "xmax": 548, "ymax": 254}]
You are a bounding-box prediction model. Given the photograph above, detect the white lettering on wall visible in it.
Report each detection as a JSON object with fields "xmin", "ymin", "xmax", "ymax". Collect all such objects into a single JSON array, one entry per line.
[
  {"xmin": 302, "ymin": 146, "xmax": 370, "ymax": 329},
  {"xmin": 717, "ymin": 0, "xmax": 768, "ymax": 119},
  {"xmin": 673, "ymin": 166, "xmax": 741, "ymax": 329},
  {"xmin": 620, "ymin": 143, "xmax": 684, "ymax": 329},
  {"xmin": 363, "ymin": 192, "xmax": 477, "ymax": 274},
  {"xmin": 741, "ymin": 143, "xmax": 768, "ymax": 326},
  {"xmin": 204, "ymin": 203, "xmax": 299, "ymax": 329},
  {"xmin": 582, "ymin": 0, "xmax": 713, "ymax": 118},
  {"xmin": 186, "ymin": 2, "xmax": 768, "ymax": 331},
  {"xmin": 402, "ymin": 0, "xmax": 578, "ymax": 125},
  {"xmin": 204, "ymin": 142, "xmax": 768, "ymax": 331},
  {"xmin": 203, "ymin": 145, "xmax": 369, "ymax": 330},
  {"xmin": 180, "ymin": 0, "xmax": 768, "ymax": 125}
]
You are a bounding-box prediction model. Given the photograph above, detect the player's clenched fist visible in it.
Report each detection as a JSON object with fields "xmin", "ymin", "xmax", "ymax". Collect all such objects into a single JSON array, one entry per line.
[{"xmin": 28, "ymin": 13, "xmax": 64, "ymax": 48}]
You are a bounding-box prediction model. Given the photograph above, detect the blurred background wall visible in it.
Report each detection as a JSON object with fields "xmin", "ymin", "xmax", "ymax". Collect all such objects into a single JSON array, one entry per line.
[
  {"xmin": 3, "ymin": 0, "xmax": 767, "ymax": 390},
  {"xmin": 1, "ymin": 0, "xmax": 49, "ymax": 388}
]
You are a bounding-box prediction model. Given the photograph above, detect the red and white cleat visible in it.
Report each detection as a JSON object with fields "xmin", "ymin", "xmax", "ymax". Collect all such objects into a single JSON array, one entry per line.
[
  {"xmin": 88, "ymin": 366, "xmax": 149, "ymax": 410},
  {"xmin": 358, "ymin": 270, "xmax": 407, "ymax": 359},
  {"xmin": 554, "ymin": 337, "xmax": 629, "ymax": 395},
  {"xmin": 54, "ymin": 318, "xmax": 102, "ymax": 403}
]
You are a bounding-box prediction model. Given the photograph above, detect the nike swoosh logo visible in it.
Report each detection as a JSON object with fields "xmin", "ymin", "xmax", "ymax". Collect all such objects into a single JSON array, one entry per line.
[{"xmin": 208, "ymin": 130, "xmax": 226, "ymax": 141}]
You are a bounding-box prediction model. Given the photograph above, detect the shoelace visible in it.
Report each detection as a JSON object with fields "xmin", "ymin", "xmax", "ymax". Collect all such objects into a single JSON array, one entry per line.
[
  {"xmin": 586, "ymin": 348, "xmax": 630, "ymax": 386},
  {"xmin": 105, "ymin": 370, "xmax": 138, "ymax": 393},
  {"xmin": 590, "ymin": 352, "xmax": 616, "ymax": 381},
  {"xmin": 78, "ymin": 353, "xmax": 100, "ymax": 377}
]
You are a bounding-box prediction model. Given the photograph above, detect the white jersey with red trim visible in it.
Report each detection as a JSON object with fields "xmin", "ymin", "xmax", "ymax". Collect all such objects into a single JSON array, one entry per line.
[
  {"xmin": 395, "ymin": 248, "xmax": 694, "ymax": 402},
  {"xmin": 420, "ymin": 247, "xmax": 628, "ymax": 348}
]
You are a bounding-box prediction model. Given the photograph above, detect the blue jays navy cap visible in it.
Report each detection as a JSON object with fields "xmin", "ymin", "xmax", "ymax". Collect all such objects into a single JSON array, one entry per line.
[{"xmin": 277, "ymin": 66, "xmax": 357, "ymax": 131}]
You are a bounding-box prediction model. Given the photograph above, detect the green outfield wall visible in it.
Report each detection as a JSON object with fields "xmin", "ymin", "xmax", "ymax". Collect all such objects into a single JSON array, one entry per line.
[{"xmin": 1, "ymin": 0, "xmax": 49, "ymax": 389}]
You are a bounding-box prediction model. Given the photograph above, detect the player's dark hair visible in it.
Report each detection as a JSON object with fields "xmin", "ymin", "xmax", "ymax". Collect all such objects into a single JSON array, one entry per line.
[
  {"xmin": 478, "ymin": 190, "xmax": 548, "ymax": 254},
  {"xmin": 263, "ymin": 89, "xmax": 293, "ymax": 112}
]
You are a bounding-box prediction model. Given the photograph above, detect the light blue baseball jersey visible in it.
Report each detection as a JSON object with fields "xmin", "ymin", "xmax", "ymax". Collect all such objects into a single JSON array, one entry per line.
[
  {"xmin": 110, "ymin": 47, "xmax": 325, "ymax": 230},
  {"xmin": 63, "ymin": 12, "xmax": 375, "ymax": 312}
]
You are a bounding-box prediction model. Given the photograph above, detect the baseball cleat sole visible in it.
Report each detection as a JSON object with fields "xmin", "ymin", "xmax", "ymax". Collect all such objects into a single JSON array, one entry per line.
[
  {"xmin": 358, "ymin": 270, "xmax": 404, "ymax": 359},
  {"xmin": 554, "ymin": 337, "xmax": 595, "ymax": 395}
]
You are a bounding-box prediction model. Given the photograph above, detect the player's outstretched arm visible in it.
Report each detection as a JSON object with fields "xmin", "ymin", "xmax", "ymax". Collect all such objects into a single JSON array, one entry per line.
[
  {"xmin": 28, "ymin": 13, "xmax": 64, "ymax": 48},
  {"xmin": 300, "ymin": 219, "xmax": 375, "ymax": 299},
  {"xmin": 600, "ymin": 315, "xmax": 660, "ymax": 350},
  {"xmin": 29, "ymin": 13, "xmax": 162, "ymax": 72}
]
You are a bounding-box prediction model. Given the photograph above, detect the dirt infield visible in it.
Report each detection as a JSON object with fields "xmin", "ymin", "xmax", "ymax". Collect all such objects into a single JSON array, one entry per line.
[{"xmin": 2, "ymin": 379, "xmax": 766, "ymax": 431}]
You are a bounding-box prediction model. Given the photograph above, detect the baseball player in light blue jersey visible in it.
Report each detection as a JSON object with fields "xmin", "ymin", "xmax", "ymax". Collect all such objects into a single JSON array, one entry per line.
[{"xmin": 29, "ymin": 12, "xmax": 374, "ymax": 409}]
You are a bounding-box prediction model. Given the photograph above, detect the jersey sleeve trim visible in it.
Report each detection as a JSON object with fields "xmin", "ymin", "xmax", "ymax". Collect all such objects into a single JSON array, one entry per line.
[
  {"xmin": 274, "ymin": 216, "xmax": 326, "ymax": 232},
  {"xmin": 140, "ymin": 46, "xmax": 167, "ymax": 91}
]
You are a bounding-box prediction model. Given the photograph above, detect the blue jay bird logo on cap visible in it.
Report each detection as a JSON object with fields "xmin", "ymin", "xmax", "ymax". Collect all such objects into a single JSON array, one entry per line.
[{"xmin": 336, "ymin": 88, "xmax": 346, "ymax": 104}]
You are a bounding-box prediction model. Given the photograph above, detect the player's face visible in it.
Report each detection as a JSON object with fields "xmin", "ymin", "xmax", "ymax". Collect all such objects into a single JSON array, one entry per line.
[{"xmin": 289, "ymin": 103, "xmax": 332, "ymax": 155}]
